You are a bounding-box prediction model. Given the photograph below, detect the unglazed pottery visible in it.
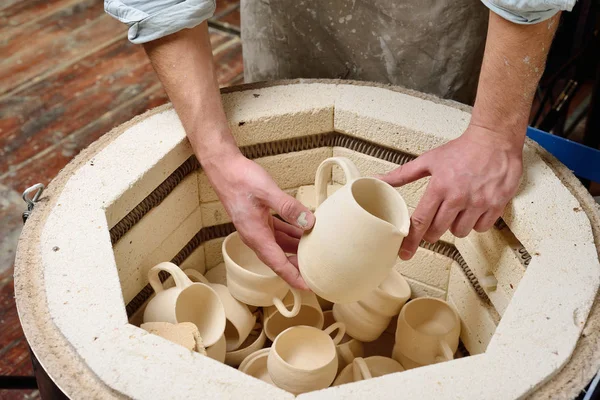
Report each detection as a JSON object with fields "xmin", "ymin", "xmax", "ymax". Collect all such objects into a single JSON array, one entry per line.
[
  {"xmin": 333, "ymin": 301, "xmax": 390, "ymax": 342},
  {"xmin": 267, "ymin": 323, "xmax": 346, "ymax": 394},
  {"xmin": 393, "ymin": 298, "xmax": 460, "ymax": 366},
  {"xmin": 263, "ymin": 291, "xmax": 324, "ymax": 341},
  {"xmin": 322, "ymin": 310, "xmax": 364, "ymax": 373},
  {"xmin": 225, "ymin": 324, "xmax": 267, "ymax": 367},
  {"xmin": 333, "ymin": 356, "xmax": 405, "ymax": 386},
  {"xmin": 222, "ymin": 232, "xmax": 301, "ymax": 317},
  {"xmin": 358, "ymin": 268, "xmax": 411, "ymax": 317},
  {"xmin": 298, "ymin": 157, "xmax": 410, "ymax": 304},
  {"xmin": 184, "ymin": 269, "xmax": 256, "ymax": 351},
  {"xmin": 143, "ymin": 262, "xmax": 226, "ymax": 347},
  {"xmin": 206, "ymin": 334, "xmax": 226, "ymax": 363},
  {"xmin": 205, "ymin": 263, "xmax": 227, "ymax": 285},
  {"xmin": 238, "ymin": 348, "xmax": 273, "ymax": 384}
]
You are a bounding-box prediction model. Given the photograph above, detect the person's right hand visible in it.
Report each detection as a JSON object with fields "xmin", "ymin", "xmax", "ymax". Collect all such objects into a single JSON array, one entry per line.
[{"xmin": 201, "ymin": 150, "xmax": 315, "ymax": 290}]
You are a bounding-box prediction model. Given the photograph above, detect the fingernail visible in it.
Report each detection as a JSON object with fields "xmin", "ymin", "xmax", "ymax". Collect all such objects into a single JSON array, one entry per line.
[
  {"xmin": 400, "ymin": 249, "xmax": 413, "ymax": 260},
  {"xmin": 297, "ymin": 211, "xmax": 309, "ymax": 228}
]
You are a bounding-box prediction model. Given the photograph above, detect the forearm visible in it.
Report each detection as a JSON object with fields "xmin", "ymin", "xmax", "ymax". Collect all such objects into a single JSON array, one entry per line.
[
  {"xmin": 470, "ymin": 11, "xmax": 560, "ymax": 150},
  {"xmin": 143, "ymin": 22, "xmax": 239, "ymax": 161}
]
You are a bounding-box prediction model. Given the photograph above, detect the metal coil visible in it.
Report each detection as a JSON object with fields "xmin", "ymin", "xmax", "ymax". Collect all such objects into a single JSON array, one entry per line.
[{"xmin": 118, "ymin": 132, "xmax": 522, "ymax": 315}]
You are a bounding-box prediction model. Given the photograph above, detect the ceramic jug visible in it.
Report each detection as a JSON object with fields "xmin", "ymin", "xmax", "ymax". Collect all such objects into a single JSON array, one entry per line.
[
  {"xmin": 143, "ymin": 262, "xmax": 226, "ymax": 347},
  {"xmin": 298, "ymin": 157, "xmax": 410, "ymax": 304}
]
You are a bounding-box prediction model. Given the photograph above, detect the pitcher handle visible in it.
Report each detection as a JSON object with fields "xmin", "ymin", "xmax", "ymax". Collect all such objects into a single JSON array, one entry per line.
[
  {"xmin": 434, "ymin": 341, "xmax": 455, "ymax": 364},
  {"xmin": 148, "ymin": 262, "xmax": 192, "ymax": 294},
  {"xmin": 324, "ymin": 322, "xmax": 346, "ymax": 345},
  {"xmin": 272, "ymin": 288, "xmax": 301, "ymax": 318},
  {"xmin": 315, "ymin": 157, "xmax": 361, "ymax": 206},
  {"xmin": 352, "ymin": 357, "xmax": 373, "ymax": 381},
  {"xmin": 184, "ymin": 268, "xmax": 210, "ymax": 285}
]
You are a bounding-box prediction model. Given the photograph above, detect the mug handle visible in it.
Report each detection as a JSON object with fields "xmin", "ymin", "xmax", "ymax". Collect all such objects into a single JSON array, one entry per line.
[
  {"xmin": 324, "ymin": 321, "xmax": 347, "ymax": 345},
  {"xmin": 352, "ymin": 357, "xmax": 373, "ymax": 381},
  {"xmin": 183, "ymin": 268, "xmax": 210, "ymax": 285},
  {"xmin": 314, "ymin": 157, "xmax": 361, "ymax": 206},
  {"xmin": 148, "ymin": 262, "xmax": 192, "ymax": 294},
  {"xmin": 272, "ymin": 288, "xmax": 302, "ymax": 318},
  {"xmin": 338, "ymin": 343, "xmax": 356, "ymax": 366},
  {"xmin": 434, "ymin": 341, "xmax": 454, "ymax": 363}
]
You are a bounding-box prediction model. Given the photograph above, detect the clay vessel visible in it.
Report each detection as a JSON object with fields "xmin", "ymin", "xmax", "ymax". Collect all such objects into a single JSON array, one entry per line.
[
  {"xmin": 206, "ymin": 334, "xmax": 226, "ymax": 363},
  {"xmin": 393, "ymin": 297, "xmax": 460, "ymax": 366},
  {"xmin": 238, "ymin": 348, "xmax": 273, "ymax": 384},
  {"xmin": 184, "ymin": 269, "xmax": 256, "ymax": 351},
  {"xmin": 143, "ymin": 262, "xmax": 226, "ymax": 347},
  {"xmin": 267, "ymin": 323, "xmax": 345, "ymax": 394},
  {"xmin": 225, "ymin": 323, "xmax": 267, "ymax": 368},
  {"xmin": 222, "ymin": 232, "xmax": 301, "ymax": 317},
  {"xmin": 298, "ymin": 157, "xmax": 410, "ymax": 304},
  {"xmin": 333, "ymin": 356, "xmax": 405, "ymax": 386},
  {"xmin": 263, "ymin": 291, "xmax": 324, "ymax": 341},
  {"xmin": 323, "ymin": 310, "xmax": 364, "ymax": 372}
]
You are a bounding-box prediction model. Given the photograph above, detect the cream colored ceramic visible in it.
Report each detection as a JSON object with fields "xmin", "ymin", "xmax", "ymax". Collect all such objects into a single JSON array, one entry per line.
[
  {"xmin": 393, "ymin": 298, "xmax": 460, "ymax": 366},
  {"xmin": 206, "ymin": 334, "xmax": 226, "ymax": 363},
  {"xmin": 205, "ymin": 263, "xmax": 227, "ymax": 285},
  {"xmin": 222, "ymin": 232, "xmax": 301, "ymax": 318},
  {"xmin": 298, "ymin": 157, "xmax": 410, "ymax": 304},
  {"xmin": 184, "ymin": 269, "xmax": 256, "ymax": 351},
  {"xmin": 143, "ymin": 262, "xmax": 226, "ymax": 347},
  {"xmin": 323, "ymin": 310, "xmax": 364, "ymax": 372},
  {"xmin": 225, "ymin": 324, "xmax": 267, "ymax": 367},
  {"xmin": 358, "ymin": 268, "xmax": 411, "ymax": 317},
  {"xmin": 333, "ymin": 301, "xmax": 390, "ymax": 342},
  {"xmin": 238, "ymin": 348, "xmax": 273, "ymax": 384},
  {"xmin": 333, "ymin": 356, "xmax": 405, "ymax": 386},
  {"xmin": 267, "ymin": 323, "xmax": 346, "ymax": 394},
  {"xmin": 263, "ymin": 290, "xmax": 324, "ymax": 341}
]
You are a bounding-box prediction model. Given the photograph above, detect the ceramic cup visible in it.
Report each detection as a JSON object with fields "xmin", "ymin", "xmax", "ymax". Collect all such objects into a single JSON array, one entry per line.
[
  {"xmin": 223, "ymin": 232, "xmax": 301, "ymax": 318},
  {"xmin": 333, "ymin": 356, "xmax": 405, "ymax": 386},
  {"xmin": 358, "ymin": 268, "xmax": 411, "ymax": 317},
  {"xmin": 267, "ymin": 323, "xmax": 346, "ymax": 394},
  {"xmin": 263, "ymin": 291, "xmax": 324, "ymax": 341},
  {"xmin": 333, "ymin": 301, "xmax": 390, "ymax": 343},
  {"xmin": 298, "ymin": 157, "xmax": 410, "ymax": 304},
  {"xmin": 206, "ymin": 334, "xmax": 226, "ymax": 363},
  {"xmin": 392, "ymin": 297, "xmax": 460, "ymax": 366},
  {"xmin": 184, "ymin": 269, "xmax": 256, "ymax": 351},
  {"xmin": 238, "ymin": 348, "xmax": 273, "ymax": 384},
  {"xmin": 323, "ymin": 310, "xmax": 364, "ymax": 373},
  {"xmin": 143, "ymin": 262, "xmax": 226, "ymax": 347},
  {"xmin": 225, "ymin": 322, "xmax": 267, "ymax": 368}
]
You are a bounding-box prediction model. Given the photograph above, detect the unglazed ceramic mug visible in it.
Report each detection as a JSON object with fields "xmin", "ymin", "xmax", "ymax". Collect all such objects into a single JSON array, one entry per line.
[
  {"xmin": 322, "ymin": 310, "xmax": 364, "ymax": 373},
  {"xmin": 333, "ymin": 301, "xmax": 390, "ymax": 342},
  {"xmin": 222, "ymin": 232, "xmax": 301, "ymax": 318},
  {"xmin": 298, "ymin": 157, "xmax": 410, "ymax": 304},
  {"xmin": 238, "ymin": 348, "xmax": 273, "ymax": 384},
  {"xmin": 267, "ymin": 323, "xmax": 346, "ymax": 394},
  {"xmin": 333, "ymin": 356, "xmax": 405, "ymax": 386},
  {"xmin": 358, "ymin": 268, "xmax": 411, "ymax": 317},
  {"xmin": 393, "ymin": 297, "xmax": 460, "ymax": 367},
  {"xmin": 225, "ymin": 322, "xmax": 267, "ymax": 367},
  {"xmin": 143, "ymin": 262, "xmax": 226, "ymax": 347},
  {"xmin": 206, "ymin": 334, "xmax": 226, "ymax": 363},
  {"xmin": 263, "ymin": 291, "xmax": 324, "ymax": 341},
  {"xmin": 184, "ymin": 269, "xmax": 256, "ymax": 351}
]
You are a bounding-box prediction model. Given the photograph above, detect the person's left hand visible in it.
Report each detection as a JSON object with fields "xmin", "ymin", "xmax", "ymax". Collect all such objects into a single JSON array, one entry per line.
[{"xmin": 379, "ymin": 124, "xmax": 523, "ymax": 260}]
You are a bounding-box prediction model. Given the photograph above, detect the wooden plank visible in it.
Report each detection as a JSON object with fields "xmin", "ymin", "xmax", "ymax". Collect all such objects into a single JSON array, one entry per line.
[
  {"xmin": 0, "ymin": 0, "xmax": 80, "ymax": 31},
  {"xmin": 0, "ymin": 389, "xmax": 39, "ymax": 400},
  {"xmin": 0, "ymin": 0, "xmax": 126, "ymax": 95},
  {"xmin": 0, "ymin": 338, "xmax": 33, "ymax": 376}
]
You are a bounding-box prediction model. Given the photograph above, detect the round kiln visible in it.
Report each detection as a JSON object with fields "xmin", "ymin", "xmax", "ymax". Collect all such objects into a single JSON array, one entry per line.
[{"xmin": 14, "ymin": 80, "xmax": 600, "ymax": 399}]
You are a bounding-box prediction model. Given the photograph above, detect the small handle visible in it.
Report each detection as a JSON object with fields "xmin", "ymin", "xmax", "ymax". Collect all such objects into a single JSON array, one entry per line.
[
  {"xmin": 184, "ymin": 268, "xmax": 210, "ymax": 285},
  {"xmin": 324, "ymin": 322, "xmax": 346, "ymax": 345},
  {"xmin": 337, "ymin": 344, "xmax": 356, "ymax": 366},
  {"xmin": 315, "ymin": 157, "xmax": 361, "ymax": 206},
  {"xmin": 148, "ymin": 262, "xmax": 192, "ymax": 294},
  {"xmin": 272, "ymin": 288, "xmax": 301, "ymax": 318},
  {"xmin": 434, "ymin": 341, "xmax": 454, "ymax": 363},
  {"xmin": 352, "ymin": 357, "xmax": 372, "ymax": 381}
]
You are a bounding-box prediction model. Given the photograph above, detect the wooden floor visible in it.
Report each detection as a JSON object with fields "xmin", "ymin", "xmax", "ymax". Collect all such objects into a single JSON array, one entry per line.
[{"xmin": 0, "ymin": 1, "xmax": 243, "ymax": 398}]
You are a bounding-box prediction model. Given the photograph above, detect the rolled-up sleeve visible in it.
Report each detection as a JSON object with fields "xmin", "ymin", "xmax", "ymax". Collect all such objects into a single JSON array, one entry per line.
[
  {"xmin": 481, "ymin": 0, "xmax": 576, "ymax": 24},
  {"xmin": 105, "ymin": 0, "xmax": 216, "ymax": 44}
]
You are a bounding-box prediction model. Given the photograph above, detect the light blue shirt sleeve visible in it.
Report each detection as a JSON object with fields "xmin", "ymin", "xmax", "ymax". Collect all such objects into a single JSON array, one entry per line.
[
  {"xmin": 481, "ymin": 0, "xmax": 577, "ymax": 24},
  {"xmin": 104, "ymin": 0, "xmax": 216, "ymax": 44}
]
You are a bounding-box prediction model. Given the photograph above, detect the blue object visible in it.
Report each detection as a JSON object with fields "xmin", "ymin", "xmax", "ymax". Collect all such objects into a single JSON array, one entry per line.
[{"xmin": 526, "ymin": 126, "xmax": 600, "ymax": 182}]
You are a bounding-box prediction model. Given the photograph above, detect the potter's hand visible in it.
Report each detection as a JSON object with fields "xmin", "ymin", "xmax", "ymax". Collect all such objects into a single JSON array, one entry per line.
[
  {"xmin": 380, "ymin": 124, "xmax": 523, "ymax": 260},
  {"xmin": 202, "ymin": 150, "xmax": 315, "ymax": 289}
]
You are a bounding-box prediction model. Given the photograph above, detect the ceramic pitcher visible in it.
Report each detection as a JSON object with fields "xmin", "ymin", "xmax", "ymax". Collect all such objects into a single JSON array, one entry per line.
[{"xmin": 298, "ymin": 157, "xmax": 410, "ymax": 304}]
